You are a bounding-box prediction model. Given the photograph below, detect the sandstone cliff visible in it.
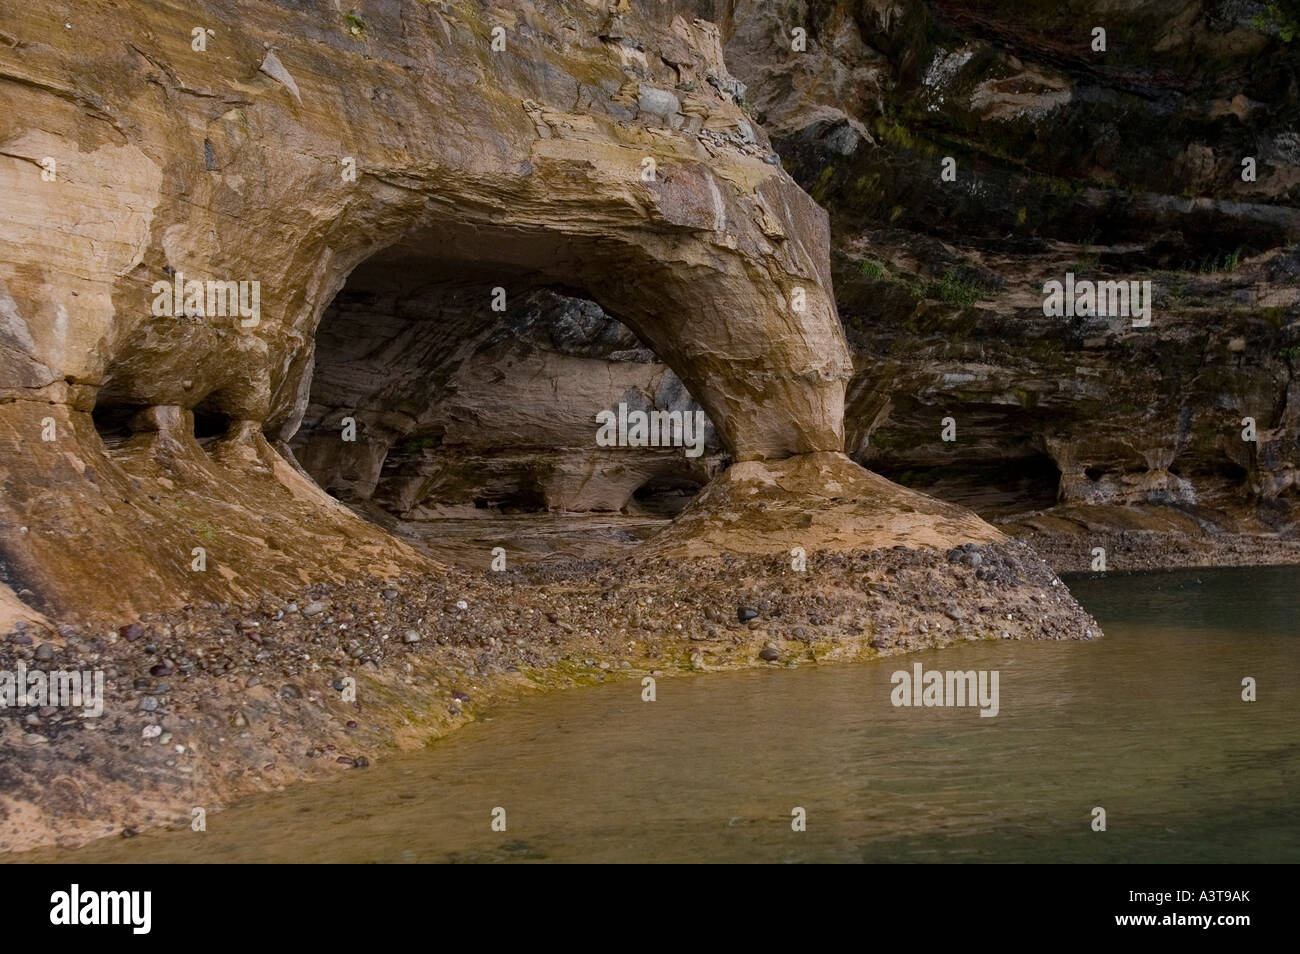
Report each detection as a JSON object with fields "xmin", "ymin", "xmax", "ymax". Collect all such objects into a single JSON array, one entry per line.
[
  {"xmin": 712, "ymin": 0, "xmax": 1300, "ymax": 566},
  {"xmin": 0, "ymin": 0, "xmax": 1105, "ymax": 853},
  {"xmin": 0, "ymin": 0, "xmax": 877, "ymax": 624}
]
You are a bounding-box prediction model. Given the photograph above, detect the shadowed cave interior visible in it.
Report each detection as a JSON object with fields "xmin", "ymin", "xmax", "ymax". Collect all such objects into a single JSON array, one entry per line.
[{"xmin": 287, "ymin": 248, "xmax": 727, "ymax": 565}]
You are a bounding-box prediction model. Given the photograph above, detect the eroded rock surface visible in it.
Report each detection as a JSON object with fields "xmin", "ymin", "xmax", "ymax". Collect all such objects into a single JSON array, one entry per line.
[
  {"xmin": 0, "ymin": 0, "xmax": 864, "ymax": 622},
  {"xmin": 0, "ymin": 1, "xmax": 1106, "ymax": 852},
  {"xmin": 294, "ymin": 284, "xmax": 726, "ymax": 516},
  {"xmin": 713, "ymin": 0, "xmax": 1300, "ymax": 565}
]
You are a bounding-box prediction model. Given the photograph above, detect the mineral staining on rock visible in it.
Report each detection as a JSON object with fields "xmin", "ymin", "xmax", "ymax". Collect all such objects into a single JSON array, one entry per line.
[
  {"xmin": 0, "ymin": 0, "xmax": 857, "ymax": 622},
  {"xmin": 721, "ymin": 0, "xmax": 1300, "ymax": 569},
  {"xmin": 0, "ymin": 0, "xmax": 1105, "ymax": 851}
]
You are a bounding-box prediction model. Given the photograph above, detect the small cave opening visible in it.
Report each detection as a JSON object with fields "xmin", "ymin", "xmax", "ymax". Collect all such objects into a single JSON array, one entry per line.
[
  {"xmin": 90, "ymin": 400, "xmax": 143, "ymax": 450},
  {"xmin": 631, "ymin": 475, "xmax": 706, "ymax": 518},
  {"xmin": 192, "ymin": 405, "xmax": 232, "ymax": 444},
  {"xmin": 1214, "ymin": 459, "xmax": 1251, "ymax": 482},
  {"xmin": 91, "ymin": 390, "xmax": 233, "ymax": 455},
  {"xmin": 874, "ymin": 453, "xmax": 1063, "ymax": 520},
  {"xmin": 290, "ymin": 242, "xmax": 726, "ymax": 565},
  {"xmin": 472, "ymin": 488, "xmax": 549, "ymax": 515}
]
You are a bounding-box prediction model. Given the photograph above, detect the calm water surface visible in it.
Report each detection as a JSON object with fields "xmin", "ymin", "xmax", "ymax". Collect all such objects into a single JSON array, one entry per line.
[{"xmin": 32, "ymin": 566, "xmax": 1300, "ymax": 863}]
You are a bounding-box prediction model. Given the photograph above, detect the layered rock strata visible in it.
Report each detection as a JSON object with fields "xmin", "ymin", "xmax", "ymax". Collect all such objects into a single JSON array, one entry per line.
[
  {"xmin": 710, "ymin": 0, "xmax": 1300, "ymax": 564},
  {"xmin": 1, "ymin": 0, "xmax": 856, "ymax": 624},
  {"xmin": 0, "ymin": 0, "xmax": 1106, "ymax": 851}
]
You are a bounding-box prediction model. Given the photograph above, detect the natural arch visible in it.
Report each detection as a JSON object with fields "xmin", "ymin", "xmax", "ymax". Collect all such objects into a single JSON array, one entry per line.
[{"xmin": 0, "ymin": 0, "xmax": 1001, "ymax": 624}]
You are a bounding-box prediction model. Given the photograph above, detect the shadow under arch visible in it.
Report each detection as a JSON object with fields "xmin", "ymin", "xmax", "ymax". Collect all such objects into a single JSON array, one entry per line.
[
  {"xmin": 288, "ymin": 227, "xmax": 737, "ymax": 561},
  {"xmin": 284, "ymin": 214, "xmax": 848, "ymax": 459}
]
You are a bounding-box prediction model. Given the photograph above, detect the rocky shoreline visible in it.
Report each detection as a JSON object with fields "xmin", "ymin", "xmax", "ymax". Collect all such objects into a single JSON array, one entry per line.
[
  {"xmin": 1, "ymin": 540, "xmax": 1096, "ymax": 854},
  {"xmin": 1014, "ymin": 528, "xmax": 1300, "ymax": 574}
]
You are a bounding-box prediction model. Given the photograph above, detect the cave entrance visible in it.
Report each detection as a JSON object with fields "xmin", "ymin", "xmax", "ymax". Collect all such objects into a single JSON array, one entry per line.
[
  {"xmin": 872, "ymin": 454, "xmax": 1063, "ymax": 521},
  {"xmin": 90, "ymin": 394, "xmax": 233, "ymax": 458},
  {"xmin": 90, "ymin": 400, "xmax": 143, "ymax": 451},
  {"xmin": 289, "ymin": 239, "xmax": 726, "ymax": 566},
  {"xmin": 631, "ymin": 474, "xmax": 708, "ymax": 518}
]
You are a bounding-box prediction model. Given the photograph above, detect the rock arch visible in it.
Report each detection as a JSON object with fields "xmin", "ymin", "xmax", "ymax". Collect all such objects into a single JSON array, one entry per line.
[{"xmin": 0, "ymin": 0, "xmax": 997, "ymax": 624}]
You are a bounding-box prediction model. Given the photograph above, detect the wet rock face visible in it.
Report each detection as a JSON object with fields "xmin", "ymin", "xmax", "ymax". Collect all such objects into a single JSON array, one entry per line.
[
  {"xmin": 0, "ymin": 0, "xmax": 859, "ymax": 620},
  {"xmin": 713, "ymin": 0, "xmax": 1300, "ymax": 532}
]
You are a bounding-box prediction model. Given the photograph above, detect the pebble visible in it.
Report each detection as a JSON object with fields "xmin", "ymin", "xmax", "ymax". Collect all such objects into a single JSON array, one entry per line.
[
  {"xmin": 403, "ymin": 630, "xmax": 421, "ymax": 643},
  {"xmin": 758, "ymin": 647, "xmax": 780, "ymax": 661},
  {"xmin": 121, "ymin": 623, "xmax": 144, "ymax": 641},
  {"xmin": 34, "ymin": 643, "xmax": 54, "ymax": 662},
  {"xmin": 301, "ymin": 601, "xmax": 325, "ymax": 617},
  {"xmin": 737, "ymin": 606, "xmax": 758, "ymax": 622},
  {"xmin": 139, "ymin": 697, "xmax": 158, "ymax": 711},
  {"xmin": 280, "ymin": 683, "xmax": 303, "ymax": 699}
]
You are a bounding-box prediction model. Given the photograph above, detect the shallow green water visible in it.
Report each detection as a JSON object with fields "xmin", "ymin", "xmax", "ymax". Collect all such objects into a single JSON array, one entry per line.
[{"xmin": 32, "ymin": 566, "xmax": 1300, "ymax": 863}]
